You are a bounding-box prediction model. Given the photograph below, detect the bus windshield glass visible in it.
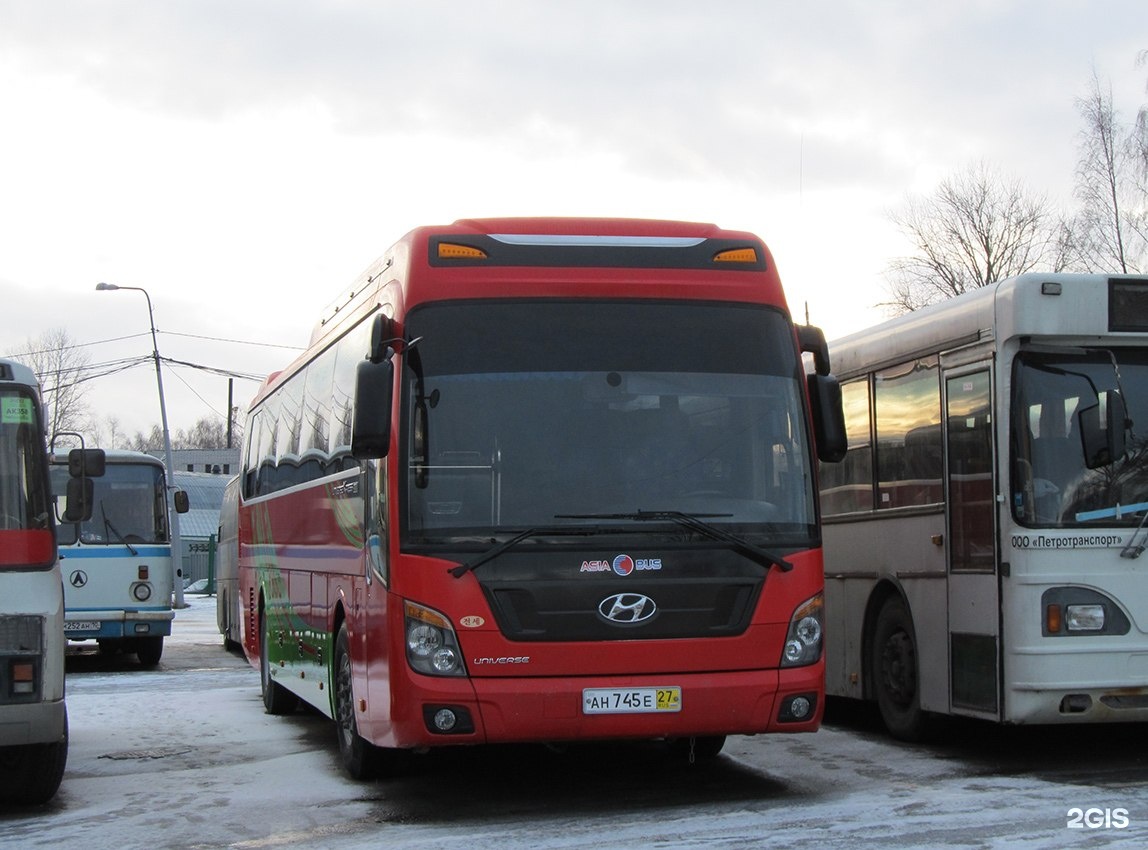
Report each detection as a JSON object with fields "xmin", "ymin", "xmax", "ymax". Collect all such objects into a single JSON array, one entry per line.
[
  {"xmin": 400, "ymin": 300, "xmax": 815, "ymax": 545},
  {"xmin": 51, "ymin": 462, "xmax": 168, "ymax": 545},
  {"xmin": 1012, "ymin": 347, "xmax": 1148, "ymax": 527},
  {"xmin": 0, "ymin": 387, "xmax": 53, "ymax": 566}
]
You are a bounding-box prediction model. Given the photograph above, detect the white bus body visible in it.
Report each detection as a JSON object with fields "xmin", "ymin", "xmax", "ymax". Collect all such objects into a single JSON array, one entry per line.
[
  {"xmin": 50, "ymin": 451, "xmax": 175, "ymax": 667},
  {"xmin": 821, "ymin": 273, "xmax": 1148, "ymax": 737},
  {"xmin": 215, "ymin": 474, "xmax": 241, "ymax": 649},
  {"xmin": 0, "ymin": 357, "xmax": 67, "ymax": 804}
]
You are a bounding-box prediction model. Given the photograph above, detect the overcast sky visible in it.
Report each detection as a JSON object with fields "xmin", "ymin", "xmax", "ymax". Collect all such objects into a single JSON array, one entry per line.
[{"xmin": 1, "ymin": 1, "xmax": 1145, "ymax": 441}]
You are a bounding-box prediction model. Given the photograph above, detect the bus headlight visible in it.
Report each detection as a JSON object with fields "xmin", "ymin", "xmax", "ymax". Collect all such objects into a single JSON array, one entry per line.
[
  {"xmin": 1066, "ymin": 604, "xmax": 1105, "ymax": 632},
  {"xmin": 131, "ymin": 582, "xmax": 153, "ymax": 602},
  {"xmin": 1042, "ymin": 588, "xmax": 1129, "ymax": 636},
  {"xmin": 781, "ymin": 593, "xmax": 823, "ymax": 668},
  {"xmin": 404, "ymin": 601, "xmax": 466, "ymax": 677}
]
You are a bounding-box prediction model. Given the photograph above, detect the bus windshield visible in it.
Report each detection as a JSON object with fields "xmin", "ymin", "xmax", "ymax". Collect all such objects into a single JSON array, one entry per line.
[
  {"xmin": 0, "ymin": 387, "xmax": 54, "ymax": 567},
  {"xmin": 51, "ymin": 462, "xmax": 168, "ymax": 545},
  {"xmin": 400, "ymin": 300, "xmax": 816, "ymax": 545},
  {"xmin": 1012, "ymin": 347, "xmax": 1148, "ymax": 527}
]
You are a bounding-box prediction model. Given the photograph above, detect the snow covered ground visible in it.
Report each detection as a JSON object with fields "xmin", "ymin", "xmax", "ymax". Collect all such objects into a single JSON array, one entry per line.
[{"xmin": 2, "ymin": 595, "xmax": 1147, "ymax": 849}]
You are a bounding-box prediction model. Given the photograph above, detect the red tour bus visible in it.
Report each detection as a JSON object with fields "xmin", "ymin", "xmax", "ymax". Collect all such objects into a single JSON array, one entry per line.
[{"xmin": 237, "ymin": 218, "xmax": 845, "ymax": 777}]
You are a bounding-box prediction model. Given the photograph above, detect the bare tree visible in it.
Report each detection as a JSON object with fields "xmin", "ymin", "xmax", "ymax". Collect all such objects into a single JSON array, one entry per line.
[
  {"xmin": 1136, "ymin": 50, "xmax": 1148, "ymax": 182},
  {"xmin": 13, "ymin": 327, "xmax": 91, "ymax": 439},
  {"xmin": 175, "ymin": 415, "xmax": 232, "ymax": 450},
  {"xmin": 883, "ymin": 161, "xmax": 1061, "ymax": 314},
  {"xmin": 1072, "ymin": 68, "xmax": 1146, "ymax": 273},
  {"xmin": 128, "ymin": 425, "xmax": 167, "ymax": 453},
  {"xmin": 105, "ymin": 416, "xmax": 124, "ymax": 450}
]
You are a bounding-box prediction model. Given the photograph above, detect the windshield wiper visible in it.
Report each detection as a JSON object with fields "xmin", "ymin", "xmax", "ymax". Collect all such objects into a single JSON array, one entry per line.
[
  {"xmin": 100, "ymin": 504, "xmax": 138, "ymax": 556},
  {"xmin": 448, "ymin": 525, "xmax": 605, "ymax": 578},
  {"xmin": 557, "ymin": 510, "xmax": 794, "ymax": 572}
]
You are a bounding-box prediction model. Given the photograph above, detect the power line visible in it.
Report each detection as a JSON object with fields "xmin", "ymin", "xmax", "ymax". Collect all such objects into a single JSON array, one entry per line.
[
  {"xmin": 42, "ymin": 355, "xmax": 266, "ymax": 395},
  {"xmin": 162, "ymin": 330, "xmax": 304, "ymax": 351},
  {"xmin": 6, "ymin": 327, "xmax": 302, "ymax": 360}
]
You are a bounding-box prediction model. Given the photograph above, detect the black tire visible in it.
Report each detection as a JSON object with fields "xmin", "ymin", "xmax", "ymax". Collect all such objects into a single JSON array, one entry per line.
[
  {"xmin": 136, "ymin": 636, "xmax": 164, "ymax": 668},
  {"xmin": 260, "ymin": 610, "xmax": 299, "ymax": 715},
  {"xmin": 871, "ymin": 595, "xmax": 931, "ymax": 741},
  {"xmin": 0, "ymin": 709, "xmax": 68, "ymax": 805},
  {"xmin": 334, "ymin": 622, "xmax": 379, "ymax": 780}
]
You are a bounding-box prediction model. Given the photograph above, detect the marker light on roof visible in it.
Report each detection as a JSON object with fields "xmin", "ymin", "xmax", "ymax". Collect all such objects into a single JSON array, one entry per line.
[
  {"xmin": 713, "ymin": 248, "xmax": 758, "ymax": 263},
  {"xmin": 438, "ymin": 243, "xmax": 488, "ymax": 260}
]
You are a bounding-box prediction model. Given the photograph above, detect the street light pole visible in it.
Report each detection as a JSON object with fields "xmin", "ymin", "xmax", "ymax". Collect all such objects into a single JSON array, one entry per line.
[{"xmin": 96, "ymin": 282, "xmax": 186, "ymax": 608}]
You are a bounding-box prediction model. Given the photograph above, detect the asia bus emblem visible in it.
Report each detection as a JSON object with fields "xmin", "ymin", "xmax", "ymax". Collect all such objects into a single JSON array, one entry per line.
[{"xmin": 579, "ymin": 554, "xmax": 664, "ymax": 574}]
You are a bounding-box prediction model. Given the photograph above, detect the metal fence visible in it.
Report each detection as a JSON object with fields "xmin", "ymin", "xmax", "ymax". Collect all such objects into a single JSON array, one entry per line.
[{"xmin": 182, "ymin": 535, "xmax": 217, "ymax": 592}]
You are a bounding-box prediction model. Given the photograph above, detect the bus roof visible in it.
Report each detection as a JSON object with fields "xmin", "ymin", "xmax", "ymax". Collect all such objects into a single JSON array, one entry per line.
[
  {"xmin": 49, "ymin": 449, "xmax": 166, "ymax": 468},
  {"xmin": 829, "ymin": 272, "xmax": 1148, "ymax": 378},
  {"xmin": 0, "ymin": 356, "xmax": 39, "ymax": 388},
  {"xmin": 252, "ymin": 217, "xmax": 785, "ymax": 406}
]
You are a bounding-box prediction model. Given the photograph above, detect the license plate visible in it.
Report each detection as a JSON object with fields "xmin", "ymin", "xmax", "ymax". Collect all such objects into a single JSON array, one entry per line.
[
  {"xmin": 65, "ymin": 621, "xmax": 101, "ymax": 632},
  {"xmin": 583, "ymin": 686, "xmax": 681, "ymax": 714}
]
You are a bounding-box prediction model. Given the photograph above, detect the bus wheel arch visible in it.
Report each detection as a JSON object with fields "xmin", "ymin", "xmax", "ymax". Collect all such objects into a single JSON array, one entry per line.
[
  {"xmin": 258, "ymin": 595, "xmax": 299, "ymax": 716},
  {"xmin": 333, "ymin": 619, "xmax": 379, "ymax": 780},
  {"xmin": 866, "ymin": 586, "xmax": 933, "ymax": 741}
]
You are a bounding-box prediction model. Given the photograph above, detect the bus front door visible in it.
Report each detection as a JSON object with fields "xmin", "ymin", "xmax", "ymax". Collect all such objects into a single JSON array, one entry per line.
[{"xmin": 944, "ymin": 368, "xmax": 1000, "ymax": 720}]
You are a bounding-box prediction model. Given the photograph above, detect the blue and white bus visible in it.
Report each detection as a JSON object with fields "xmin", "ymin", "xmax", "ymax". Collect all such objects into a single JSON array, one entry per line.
[{"xmin": 50, "ymin": 450, "xmax": 182, "ymax": 667}]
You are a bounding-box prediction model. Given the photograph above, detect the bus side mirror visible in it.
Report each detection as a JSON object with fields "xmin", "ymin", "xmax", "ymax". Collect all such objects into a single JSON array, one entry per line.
[
  {"xmin": 351, "ymin": 356, "xmax": 394, "ymax": 459},
  {"xmin": 174, "ymin": 490, "xmax": 190, "ymax": 514},
  {"xmin": 1079, "ymin": 393, "xmax": 1128, "ymax": 469},
  {"xmin": 64, "ymin": 477, "xmax": 95, "ymax": 522},
  {"xmin": 798, "ymin": 325, "xmax": 832, "ymax": 376},
  {"xmin": 808, "ymin": 373, "xmax": 848, "ymax": 463},
  {"xmin": 68, "ymin": 447, "xmax": 106, "ymax": 478}
]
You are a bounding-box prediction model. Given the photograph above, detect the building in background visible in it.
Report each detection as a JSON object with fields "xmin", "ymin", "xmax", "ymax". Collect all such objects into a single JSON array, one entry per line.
[{"xmin": 172, "ymin": 469, "xmax": 234, "ymax": 591}]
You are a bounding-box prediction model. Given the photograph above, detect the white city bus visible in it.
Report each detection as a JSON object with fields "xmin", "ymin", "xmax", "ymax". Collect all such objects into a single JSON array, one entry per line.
[
  {"xmin": 50, "ymin": 450, "xmax": 180, "ymax": 667},
  {"xmin": 0, "ymin": 358, "xmax": 68, "ymax": 804},
  {"xmin": 820, "ymin": 272, "xmax": 1148, "ymax": 738},
  {"xmin": 216, "ymin": 474, "xmax": 241, "ymax": 650}
]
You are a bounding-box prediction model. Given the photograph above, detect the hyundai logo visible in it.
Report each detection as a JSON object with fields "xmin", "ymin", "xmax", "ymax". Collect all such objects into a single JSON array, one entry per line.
[{"xmin": 598, "ymin": 592, "xmax": 657, "ymax": 624}]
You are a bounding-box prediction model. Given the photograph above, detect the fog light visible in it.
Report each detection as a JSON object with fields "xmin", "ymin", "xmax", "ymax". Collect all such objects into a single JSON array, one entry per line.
[
  {"xmin": 433, "ymin": 708, "xmax": 457, "ymax": 731},
  {"xmin": 778, "ymin": 692, "xmax": 818, "ymax": 723},
  {"xmin": 1060, "ymin": 694, "xmax": 1093, "ymax": 713},
  {"xmin": 134, "ymin": 623, "xmax": 150, "ymax": 634},
  {"xmin": 423, "ymin": 704, "xmax": 475, "ymax": 734}
]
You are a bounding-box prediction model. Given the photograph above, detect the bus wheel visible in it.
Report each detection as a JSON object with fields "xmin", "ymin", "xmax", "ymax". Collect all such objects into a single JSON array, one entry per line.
[
  {"xmin": 871, "ymin": 596, "xmax": 931, "ymax": 741},
  {"xmin": 334, "ymin": 622, "xmax": 379, "ymax": 780},
  {"xmin": 0, "ymin": 709, "xmax": 68, "ymax": 805},
  {"xmin": 260, "ymin": 612, "xmax": 299, "ymax": 715},
  {"xmin": 136, "ymin": 636, "xmax": 164, "ymax": 668}
]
